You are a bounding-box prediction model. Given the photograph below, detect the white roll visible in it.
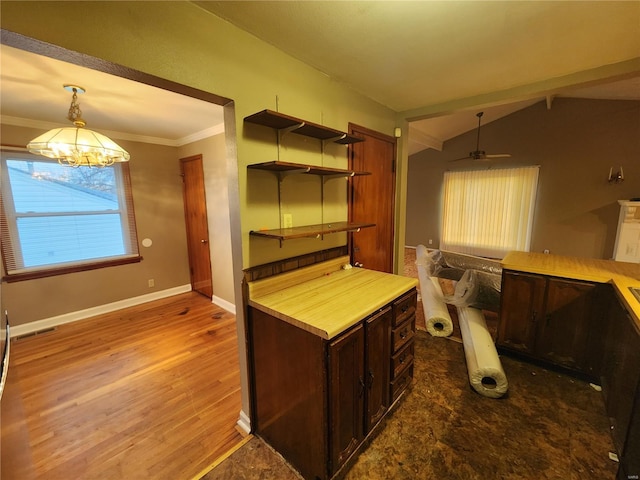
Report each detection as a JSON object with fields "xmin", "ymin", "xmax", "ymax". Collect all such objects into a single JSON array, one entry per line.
[
  {"xmin": 415, "ymin": 244, "xmax": 430, "ymax": 266},
  {"xmin": 416, "ymin": 249, "xmax": 454, "ymax": 337},
  {"xmin": 456, "ymin": 306, "xmax": 508, "ymax": 398}
]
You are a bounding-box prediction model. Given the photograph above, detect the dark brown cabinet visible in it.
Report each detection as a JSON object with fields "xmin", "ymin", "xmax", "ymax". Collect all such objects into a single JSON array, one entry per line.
[
  {"xmin": 249, "ymin": 288, "xmax": 416, "ymax": 480},
  {"xmin": 602, "ymin": 294, "xmax": 640, "ymax": 480},
  {"xmin": 497, "ymin": 271, "xmax": 545, "ymax": 356},
  {"xmin": 329, "ymin": 307, "xmax": 391, "ymax": 471},
  {"xmin": 498, "ymin": 271, "xmax": 604, "ymax": 378}
]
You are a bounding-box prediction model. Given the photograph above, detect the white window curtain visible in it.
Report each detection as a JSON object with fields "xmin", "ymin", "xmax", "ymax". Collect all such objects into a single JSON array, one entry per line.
[{"xmin": 441, "ymin": 166, "xmax": 539, "ymax": 259}]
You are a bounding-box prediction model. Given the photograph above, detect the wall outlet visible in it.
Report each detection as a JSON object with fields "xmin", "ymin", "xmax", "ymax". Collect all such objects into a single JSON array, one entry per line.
[
  {"xmin": 428, "ymin": 239, "xmax": 433, "ymax": 245},
  {"xmin": 148, "ymin": 279, "xmax": 155, "ymax": 288},
  {"xmin": 543, "ymin": 249, "xmax": 550, "ymax": 254},
  {"xmin": 283, "ymin": 213, "xmax": 293, "ymax": 228}
]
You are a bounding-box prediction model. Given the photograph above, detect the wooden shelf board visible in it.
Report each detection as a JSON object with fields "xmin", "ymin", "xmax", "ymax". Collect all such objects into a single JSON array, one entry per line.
[
  {"xmin": 250, "ymin": 222, "xmax": 375, "ymax": 241},
  {"xmin": 248, "ymin": 161, "xmax": 370, "ymax": 177},
  {"xmin": 244, "ymin": 109, "xmax": 365, "ymax": 144}
]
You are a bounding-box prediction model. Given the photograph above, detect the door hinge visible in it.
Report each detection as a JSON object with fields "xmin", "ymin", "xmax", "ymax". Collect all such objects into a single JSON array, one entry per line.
[{"xmin": 392, "ymin": 159, "xmax": 396, "ymax": 173}]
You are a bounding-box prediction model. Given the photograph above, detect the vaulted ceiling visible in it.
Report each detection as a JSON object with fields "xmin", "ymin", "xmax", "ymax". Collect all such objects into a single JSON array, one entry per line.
[{"xmin": 196, "ymin": 1, "xmax": 640, "ymax": 154}]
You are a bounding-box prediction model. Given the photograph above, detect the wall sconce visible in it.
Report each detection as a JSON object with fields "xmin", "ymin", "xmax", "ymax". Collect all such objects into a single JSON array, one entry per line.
[{"xmin": 608, "ymin": 166, "xmax": 624, "ymax": 184}]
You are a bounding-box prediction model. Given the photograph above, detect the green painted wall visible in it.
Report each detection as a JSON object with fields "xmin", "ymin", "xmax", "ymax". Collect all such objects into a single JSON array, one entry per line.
[{"xmin": 1, "ymin": 1, "xmax": 398, "ymax": 269}]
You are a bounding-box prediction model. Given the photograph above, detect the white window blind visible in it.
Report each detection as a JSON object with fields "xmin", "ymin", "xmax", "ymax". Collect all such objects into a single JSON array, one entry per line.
[
  {"xmin": 441, "ymin": 166, "xmax": 539, "ymax": 259},
  {"xmin": 1, "ymin": 152, "xmax": 140, "ymax": 281}
]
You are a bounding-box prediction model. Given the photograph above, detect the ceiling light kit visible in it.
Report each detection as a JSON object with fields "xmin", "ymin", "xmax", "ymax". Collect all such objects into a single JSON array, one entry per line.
[{"xmin": 27, "ymin": 84, "xmax": 130, "ymax": 167}]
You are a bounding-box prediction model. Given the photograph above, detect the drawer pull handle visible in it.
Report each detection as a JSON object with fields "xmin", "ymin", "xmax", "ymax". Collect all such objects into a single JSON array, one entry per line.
[
  {"xmin": 400, "ymin": 329, "xmax": 408, "ymax": 339},
  {"xmin": 368, "ymin": 370, "xmax": 375, "ymax": 389},
  {"xmin": 399, "ymin": 354, "xmax": 406, "ymax": 364},
  {"xmin": 401, "ymin": 305, "xmax": 409, "ymax": 313},
  {"xmin": 358, "ymin": 376, "xmax": 365, "ymax": 397}
]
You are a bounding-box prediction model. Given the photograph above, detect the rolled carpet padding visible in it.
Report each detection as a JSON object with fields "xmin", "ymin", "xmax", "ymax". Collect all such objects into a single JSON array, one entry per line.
[
  {"xmin": 456, "ymin": 306, "xmax": 508, "ymax": 398},
  {"xmin": 416, "ymin": 246, "xmax": 453, "ymax": 337}
]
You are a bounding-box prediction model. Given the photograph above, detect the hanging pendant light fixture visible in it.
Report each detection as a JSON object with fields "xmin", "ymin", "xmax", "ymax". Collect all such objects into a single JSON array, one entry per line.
[{"xmin": 27, "ymin": 84, "xmax": 130, "ymax": 167}]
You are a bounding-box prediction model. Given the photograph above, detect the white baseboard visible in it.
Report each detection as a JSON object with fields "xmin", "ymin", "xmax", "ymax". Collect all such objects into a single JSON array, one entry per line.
[
  {"xmin": 211, "ymin": 295, "xmax": 236, "ymax": 315},
  {"xmin": 236, "ymin": 409, "xmax": 251, "ymax": 435},
  {"xmin": 11, "ymin": 284, "xmax": 192, "ymax": 338}
]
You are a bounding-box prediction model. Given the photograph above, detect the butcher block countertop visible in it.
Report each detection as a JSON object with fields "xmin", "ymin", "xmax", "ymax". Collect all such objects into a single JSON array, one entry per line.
[
  {"xmin": 502, "ymin": 251, "xmax": 640, "ymax": 327},
  {"xmin": 248, "ymin": 256, "xmax": 418, "ymax": 340}
]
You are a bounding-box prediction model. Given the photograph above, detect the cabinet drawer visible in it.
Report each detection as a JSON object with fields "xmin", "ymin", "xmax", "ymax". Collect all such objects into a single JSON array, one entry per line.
[
  {"xmin": 391, "ymin": 339, "xmax": 414, "ymax": 380},
  {"xmin": 391, "ymin": 363, "xmax": 413, "ymax": 402},
  {"xmin": 392, "ymin": 316, "xmax": 415, "ymax": 352},
  {"xmin": 393, "ymin": 289, "xmax": 417, "ymax": 327}
]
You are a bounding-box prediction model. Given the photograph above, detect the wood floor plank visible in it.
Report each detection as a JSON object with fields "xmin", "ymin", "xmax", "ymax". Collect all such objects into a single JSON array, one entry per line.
[{"xmin": 1, "ymin": 292, "xmax": 244, "ymax": 480}]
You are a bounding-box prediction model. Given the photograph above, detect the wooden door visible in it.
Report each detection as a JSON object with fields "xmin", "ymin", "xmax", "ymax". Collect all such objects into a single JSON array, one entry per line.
[
  {"xmin": 535, "ymin": 278, "xmax": 596, "ymax": 370},
  {"xmin": 180, "ymin": 155, "xmax": 213, "ymax": 298},
  {"xmin": 497, "ymin": 271, "xmax": 545, "ymax": 355},
  {"xmin": 329, "ymin": 323, "xmax": 364, "ymax": 475},
  {"xmin": 364, "ymin": 307, "xmax": 391, "ymax": 432},
  {"xmin": 348, "ymin": 124, "xmax": 396, "ymax": 273}
]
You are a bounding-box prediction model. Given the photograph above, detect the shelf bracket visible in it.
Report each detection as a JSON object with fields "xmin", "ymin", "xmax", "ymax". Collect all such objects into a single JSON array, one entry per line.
[
  {"xmin": 278, "ymin": 122, "xmax": 305, "ymax": 141},
  {"xmin": 322, "ymin": 134, "xmax": 347, "ymax": 147},
  {"xmin": 277, "ymin": 122, "xmax": 305, "ymax": 160}
]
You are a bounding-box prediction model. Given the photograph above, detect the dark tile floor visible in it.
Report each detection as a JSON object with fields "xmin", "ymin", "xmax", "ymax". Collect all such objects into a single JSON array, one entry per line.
[{"xmin": 203, "ymin": 330, "xmax": 618, "ymax": 480}]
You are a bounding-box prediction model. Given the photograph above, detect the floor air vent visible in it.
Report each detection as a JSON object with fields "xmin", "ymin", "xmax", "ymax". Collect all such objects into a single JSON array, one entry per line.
[{"xmin": 15, "ymin": 327, "xmax": 56, "ymax": 340}]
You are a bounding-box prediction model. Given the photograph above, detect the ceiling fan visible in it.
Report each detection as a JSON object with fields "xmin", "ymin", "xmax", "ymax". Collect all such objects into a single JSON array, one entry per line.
[{"xmin": 450, "ymin": 111, "xmax": 511, "ymax": 162}]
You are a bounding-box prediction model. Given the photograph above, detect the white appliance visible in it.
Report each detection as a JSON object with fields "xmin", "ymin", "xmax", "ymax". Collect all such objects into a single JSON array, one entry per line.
[{"xmin": 613, "ymin": 200, "xmax": 640, "ymax": 263}]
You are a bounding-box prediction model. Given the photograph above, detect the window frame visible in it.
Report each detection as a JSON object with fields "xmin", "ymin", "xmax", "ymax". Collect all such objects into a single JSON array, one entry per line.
[{"xmin": 1, "ymin": 150, "xmax": 141, "ymax": 282}]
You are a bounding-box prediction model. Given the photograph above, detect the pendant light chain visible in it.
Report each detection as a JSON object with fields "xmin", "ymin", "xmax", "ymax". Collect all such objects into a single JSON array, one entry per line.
[{"xmin": 67, "ymin": 88, "xmax": 86, "ymax": 127}]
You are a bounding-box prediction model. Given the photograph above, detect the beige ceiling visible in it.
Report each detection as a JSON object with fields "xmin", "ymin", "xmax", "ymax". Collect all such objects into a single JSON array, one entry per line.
[
  {"xmin": 197, "ymin": 0, "xmax": 640, "ymax": 154},
  {"xmin": 2, "ymin": 1, "xmax": 639, "ymax": 153},
  {"xmin": 0, "ymin": 44, "xmax": 225, "ymax": 146}
]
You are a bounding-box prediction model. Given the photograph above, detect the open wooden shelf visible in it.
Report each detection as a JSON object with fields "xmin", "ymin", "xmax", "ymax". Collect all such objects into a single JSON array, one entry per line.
[
  {"xmin": 248, "ymin": 161, "xmax": 370, "ymax": 177},
  {"xmin": 250, "ymin": 221, "xmax": 375, "ymax": 246},
  {"xmin": 244, "ymin": 109, "xmax": 365, "ymax": 144}
]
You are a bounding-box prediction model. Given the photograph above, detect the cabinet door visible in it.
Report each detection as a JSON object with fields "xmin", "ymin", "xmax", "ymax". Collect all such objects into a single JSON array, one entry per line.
[
  {"xmin": 535, "ymin": 278, "xmax": 596, "ymax": 370},
  {"xmin": 329, "ymin": 323, "xmax": 365, "ymax": 474},
  {"xmin": 602, "ymin": 296, "xmax": 640, "ymax": 459},
  {"xmin": 364, "ymin": 307, "xmax": 391, "ymax": 432},
  {"xmin": 497, "ymin": 271, "xmax": 545, "ymax": 355}
]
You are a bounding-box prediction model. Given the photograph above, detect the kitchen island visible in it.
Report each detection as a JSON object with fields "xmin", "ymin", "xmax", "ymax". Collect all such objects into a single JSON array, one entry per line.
[
  {"xmin": 246, "ymin": 255, "xmax": 418, "ymax": 480},
  {"xmin": 499, "ymin": 251, "xmax": 640, "ymax": 480}
]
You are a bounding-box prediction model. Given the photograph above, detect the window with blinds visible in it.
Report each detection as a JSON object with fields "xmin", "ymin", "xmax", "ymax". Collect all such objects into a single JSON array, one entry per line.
[
  {"xmin": 441, "ymin": 166, "xmax": 539, "ymax": 259},
  {"xmin": 1, "ymin": 152, "xmax": 141, "ymax": 281}
]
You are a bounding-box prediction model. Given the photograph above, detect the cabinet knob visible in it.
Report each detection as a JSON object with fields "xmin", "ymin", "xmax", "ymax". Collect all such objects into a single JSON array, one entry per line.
[
  {"xmin": 367, "ymin": 370, "xmax": 375, "ymax": 389},
  {"xmin": 400, "ymin": 329, "xmax": 408, "ymax": 339},
  {"xmin": 358, "ymin": 377, "xmax": 365, "ymax": 397}
]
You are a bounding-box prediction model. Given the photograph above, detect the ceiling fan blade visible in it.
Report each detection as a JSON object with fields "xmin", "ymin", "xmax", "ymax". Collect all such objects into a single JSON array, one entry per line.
[
  {"xmin": 448, "ymin": 156, "xmax": 472, "ymax": 162},
  {"xmin": 485, "ymin": 153, "xmax": 512, "ymax": 159}
]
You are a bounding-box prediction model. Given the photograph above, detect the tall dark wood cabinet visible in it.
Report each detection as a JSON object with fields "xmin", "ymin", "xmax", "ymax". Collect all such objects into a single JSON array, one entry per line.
[
  {"xmin": 498, "ymin": 271, "xmax": 604, "ymax": 378},
  {"xmin": 249, "ymin": 288, "xmax": 416, "ymax": 480}
]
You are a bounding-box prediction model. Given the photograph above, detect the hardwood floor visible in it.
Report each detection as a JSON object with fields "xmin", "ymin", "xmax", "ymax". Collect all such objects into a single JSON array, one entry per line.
[{"xmin": 1, "ymin": 292, "xmax": 244, "ymax": 480}]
